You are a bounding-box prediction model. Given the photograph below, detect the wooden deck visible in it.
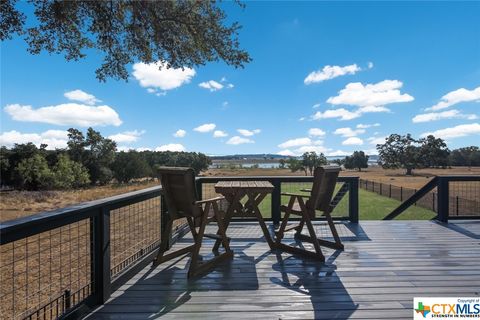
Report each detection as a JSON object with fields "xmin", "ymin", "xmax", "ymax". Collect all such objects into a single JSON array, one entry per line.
[{"xmin": 87, "ymin": 220, "xmax": 480, "ymax": 319}]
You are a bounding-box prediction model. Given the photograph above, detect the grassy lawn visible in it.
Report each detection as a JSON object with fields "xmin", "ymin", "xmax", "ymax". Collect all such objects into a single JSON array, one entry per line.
[
  {"xmin": 259, "ymin": 182, "xmax": 436, "ymax": 220},
  {"xmin": 357, "ymin": 189, "xmax": 436, "ymax": 220}
]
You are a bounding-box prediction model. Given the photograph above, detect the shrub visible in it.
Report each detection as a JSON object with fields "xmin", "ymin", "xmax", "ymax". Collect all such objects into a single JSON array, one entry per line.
[{"xmin": 15, "ymin": 154, "xmax": 54, "ymax": 190}]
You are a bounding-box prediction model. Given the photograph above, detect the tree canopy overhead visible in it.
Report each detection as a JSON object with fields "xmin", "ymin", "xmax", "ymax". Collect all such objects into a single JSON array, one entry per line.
[{"xmin": 1, "ymin": 0, "xmax": 251, "ymax": 81}]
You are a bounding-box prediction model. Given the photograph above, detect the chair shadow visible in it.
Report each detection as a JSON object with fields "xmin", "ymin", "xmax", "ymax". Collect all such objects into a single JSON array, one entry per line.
[
  {"xmin": 269, "ymin": 248, "xmax": 359, "ymax": 319},
  {"xmin": 106, "ymin": 242, "xmax": 260, "ymax": 318}
]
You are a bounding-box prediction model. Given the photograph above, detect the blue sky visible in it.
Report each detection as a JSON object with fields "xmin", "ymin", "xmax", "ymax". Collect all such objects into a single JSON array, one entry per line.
[{"xmin": 1, "ymin": 1, "xmax": 479, "ymax": 156}]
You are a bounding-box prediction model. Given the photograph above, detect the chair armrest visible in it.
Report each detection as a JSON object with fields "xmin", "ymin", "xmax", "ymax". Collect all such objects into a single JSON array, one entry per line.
[
  {"xmin": 195, "ymin": 196, "xmax": 225, "ymax": 205},
  {"xmin": 281, "ymin": 192, "xmax": 310, "ymax": 198},
  {"xmin": 299, "ymin": 189, "xmax": 311, "ymax": 193}
]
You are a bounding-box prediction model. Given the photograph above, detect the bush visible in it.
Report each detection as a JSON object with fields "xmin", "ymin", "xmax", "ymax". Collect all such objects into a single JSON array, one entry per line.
[
  {"xmin": 112, "ymin": 151, "xmax": 151, "ymax": 183},
  {"xmin": 52, "ymin": 154, "xmax": 90, "ymax": 189},
  {"xmin": 15, "ymin": 154, "xmax": 54, "ymax": 190}
]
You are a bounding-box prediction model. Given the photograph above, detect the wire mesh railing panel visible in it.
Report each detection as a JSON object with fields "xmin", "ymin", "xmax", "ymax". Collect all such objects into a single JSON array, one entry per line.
[
  {"xmin": 280, "ymin": 182, "xmax": 349, "ymax": 218},
  {"xmin": 449, "ymin": 181, "xmax": 480, "ymax": 217},
  {"xmin": 0, "ymin": 219, "xmax": 92, "ymax": 320},
  {"xmin": 200, "ymin": 182, "xmax": 272, "ymax": 219},
  {"xmin": 359, "ymin": 179, "xmax": 439, "ymax": 213},
  {"xmin": 110, "ymin": 196, "xmax": 162, "ymax": 278}
]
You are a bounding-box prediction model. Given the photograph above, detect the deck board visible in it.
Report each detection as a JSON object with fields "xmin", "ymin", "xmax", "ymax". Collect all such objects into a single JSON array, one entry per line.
[{"xmin": 87, "ymin": 220, "xmax": 480, "ymax": 320}]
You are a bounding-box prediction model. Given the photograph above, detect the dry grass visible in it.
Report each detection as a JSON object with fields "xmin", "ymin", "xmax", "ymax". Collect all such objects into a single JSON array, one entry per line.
[{"xmin": 0, "ymin": 180, "xmax": 159, "ymax": 223}]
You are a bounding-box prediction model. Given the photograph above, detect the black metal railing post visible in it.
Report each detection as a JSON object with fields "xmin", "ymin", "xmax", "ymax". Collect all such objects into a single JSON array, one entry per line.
[
  {"xmin": 348, "ymin": 177, "xmax": 359, "ymax": 223},
  {"xmin": 92, "ymin": 207, "xmax": 111, "ymax": 304},
  {"xmin": 271, "ymin": 178, "xmax": 281, "ymax": 225},
  {"xmin": 437, "ymin": 177, "xmax": 449, "ymax": 223}
]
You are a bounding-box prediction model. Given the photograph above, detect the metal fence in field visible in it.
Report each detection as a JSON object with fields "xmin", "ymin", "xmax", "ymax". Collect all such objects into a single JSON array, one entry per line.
[{"xmin": 360, "ymin": 177, "xmax": 480, "ymax": 219}]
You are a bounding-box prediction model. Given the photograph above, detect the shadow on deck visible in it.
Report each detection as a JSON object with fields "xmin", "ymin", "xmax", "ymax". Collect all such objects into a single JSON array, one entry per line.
[{"xmin": 87, "ymin": 221, "xmax": 480, "ymax": 319}]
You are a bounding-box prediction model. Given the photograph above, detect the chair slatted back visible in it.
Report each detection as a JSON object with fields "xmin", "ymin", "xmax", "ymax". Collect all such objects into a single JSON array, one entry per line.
[
  {"xmin": 158, "ymin": 167, "xmax": 201, "ymax": 219},
  {"xmin": 307, "ymin": 166, "xmax": 341, "ymax": 213}
]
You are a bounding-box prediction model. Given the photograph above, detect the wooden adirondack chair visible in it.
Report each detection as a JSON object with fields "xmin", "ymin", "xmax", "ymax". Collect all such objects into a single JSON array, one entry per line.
[
  {"xmin": 275, "ymin": 166, "xmax": 343, "ymax": 261},
  {"xmin": 152, "ymin": 167, "xmax": 233, "ymax": 278}
]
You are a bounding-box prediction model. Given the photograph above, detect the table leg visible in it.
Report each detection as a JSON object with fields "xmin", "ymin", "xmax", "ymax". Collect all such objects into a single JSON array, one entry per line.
[
  {"xmin": 248, "ymin": 192, "xmax": 276, "ymax": 250},
  {"xmin": 213, "ymin": 191, "xmax": 244, "ymax": 252}
]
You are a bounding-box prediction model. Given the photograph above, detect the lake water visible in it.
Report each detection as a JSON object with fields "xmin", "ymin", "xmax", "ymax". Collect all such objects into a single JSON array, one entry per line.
[{"xmin": 210, "ymin": 162, "xmax": 279, "ymax": 169}]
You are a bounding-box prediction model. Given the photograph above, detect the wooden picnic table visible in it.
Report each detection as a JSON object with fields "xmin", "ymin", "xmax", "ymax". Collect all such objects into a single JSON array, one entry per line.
[{"xmin": 213, "ymin": 181, "xmax": 275, "ymax": 250}]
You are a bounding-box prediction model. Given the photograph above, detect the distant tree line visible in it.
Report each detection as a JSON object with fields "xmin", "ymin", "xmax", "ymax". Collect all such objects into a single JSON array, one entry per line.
[
  {"xmin": 355, "ymin": 134, "xmax": 477, "ymax": 175},
  {"xmin": 0, "ymin": 127, "xmax": 211, "ymax": 190},
  {"xmin": 280, "ymin": 134, "xmax": 479, "ymax": 176}
]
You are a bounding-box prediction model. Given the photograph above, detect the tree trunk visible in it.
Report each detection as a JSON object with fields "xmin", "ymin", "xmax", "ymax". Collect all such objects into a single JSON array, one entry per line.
[{"xmin": 406, "ymin": 167, "xmax": 413, "ymax": 175}]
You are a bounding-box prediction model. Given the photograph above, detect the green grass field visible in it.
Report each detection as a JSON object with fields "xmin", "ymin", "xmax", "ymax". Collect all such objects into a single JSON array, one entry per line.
[{"xmin": 267, "ymin": 182, "xmax": 435, "ymax": 220}]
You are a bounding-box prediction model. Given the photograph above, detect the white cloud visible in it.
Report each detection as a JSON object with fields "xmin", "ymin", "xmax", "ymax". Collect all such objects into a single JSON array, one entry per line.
[
  {"xmin": 226, "ymin": 136, "xmax": 254, "ymax": 145},
  {"xmin": 213, "ymin": 130, "xmax": 228, "ymax": 138},
  {"xmin": 222, "ymin": 101, "xmax": 229, "ymax": 108},
  {"xmin": 132, "ymin": 61, "xmax": 195, "ymax": 91},
  {"xmin": 327, "ymin": 150, "xmax": 351, "ymax": 157},
  {"xmin": 0, "ymin": 130, "xmax": 68, "ymax": 149},
  {"xmin": 237, "ymin": 129, "xmax": 261, "ymax": 137},
  {"xmin": 327, "ymin": 80, "xmax": 414, "ymax": 109},
  {"xmin": 64, "ymin": 89, "xmax": 100, "ymax": 105},
  {"xmin": 364, "ymin": 148, "xmax": 379, "ymax": 155},
  {"xmin": 194, "ymin": 123, "xmax": 216, "ymax": 133},
  {"xmin": 277, "ymin": 149, "xmax": 296, "ymax": 156},
  {"xmin": 334, "ymin": 127, "xmax": 365, "ymax": 137},
  {"xmin": 359, "ymin": 106, "xmax": 391, "ymax": 113},
  {"xmin": 173, "ymin": 129, "xmax": 186, "ymax": 138},
  {"xmin": 117, "ymin": 146, "xmax": 134, "ymax": 152},
  {"xmin": 368, "ymin": 62, "xmax": 374, "ymax": 69},
  {"xmin": 312, "ymin": 103, "xmax": 321, "ymax": 109},
  {"xmin": 4, "ymin": 103, "xmax": 122, "ymax": 127},
  {"xmin": 367, "ymin": 136, "xmax": 387, "ymax": 145},
  {"xmin": 412, "ymin": 109, "xmax": 478, "ymax": 123},
  {"xmin": 304, "ymin": 64, "xmax": 361, "ymax": 84},
  {"xmin": 421, "ymin": 123, "xmax": 480, "ymax": 139},
  {"xmin": 342, "ymin": 137, "xmax": 364, "ymax": 145},
  {"xmin": 227, "ymin": 83, "xmax": 234, "ymax": 89},
  {"xmin": 155, "ymin": 143, "xmax": 186, "ymax": 152},
  {"xmin": 427, "ymin": 86, "xmax": 480, "ymax": 111},
  {"xmin": 277, "ymin": 138, "xmax": 329, "ymax": 156},
  {"xmin": 199, "ymin": 80, "xmax": 224, "ymax": 92},
  {"xmin": 108, "ymin": 130, "xmax": 145, "ymax": 143},
  {"xmin": 308, "ymin": 128, "xmax": 326, "ymax": 137},
  {"xmin": 278, "ymin": 137, "xmax": 312, "ymax": 149},
  {"xmin": 295, "ymin": 145, "xmax": 329, "ymax": 154},
  {"xmin": 312, "ymin": 108, "xmax": 360, "ymax": 121},
  {"xmin": 356, "ymin": 123, "xmax": 380, "ymax": 129}
]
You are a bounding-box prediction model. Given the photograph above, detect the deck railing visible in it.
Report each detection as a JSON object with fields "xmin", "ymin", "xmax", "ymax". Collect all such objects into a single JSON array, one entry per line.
[
  {"xmin": 383, "ymin": 175, "xmax": 480, "ymax": 221},
  {"xmin": 0, "ymin": 186, "xmax": 169, "ymax": 320},
  {"xmin": 0, "ymin": 175, "xmax": 358, "ymax": 320},
  {"xmin": 2, "ymin": 174, "xmax": 478, "ymax": 319}
]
